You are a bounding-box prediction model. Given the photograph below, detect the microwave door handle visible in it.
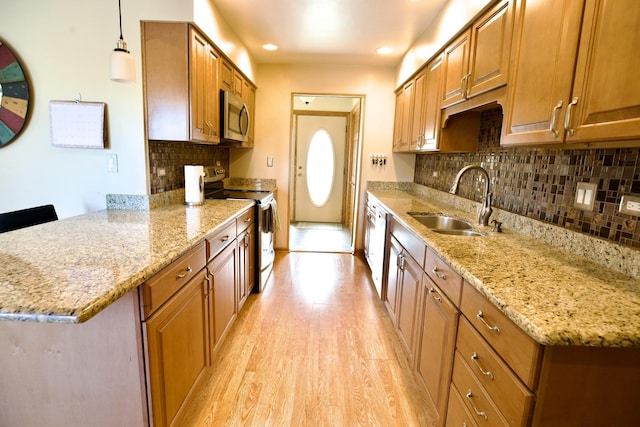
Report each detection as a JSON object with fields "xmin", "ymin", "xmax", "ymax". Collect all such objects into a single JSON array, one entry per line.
[{"xmin": 240, "ymin": 104, "xmax": 249, "ymax": 136}]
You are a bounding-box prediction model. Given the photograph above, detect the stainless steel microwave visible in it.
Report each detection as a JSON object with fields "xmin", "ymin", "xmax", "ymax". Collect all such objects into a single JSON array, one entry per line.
[{"xmin": 220, "ymin": 89, "xmax": 249, "ymax": 142}]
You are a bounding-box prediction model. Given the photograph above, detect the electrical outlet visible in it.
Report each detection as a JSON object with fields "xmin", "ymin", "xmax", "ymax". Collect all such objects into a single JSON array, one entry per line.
[
  {"xmin": 619, "ymin": 195, "xmax": 640, "ymax": 216},
  {"xmin": 574, "ymin": 182, "xmax": 597, "ymax": 211}
]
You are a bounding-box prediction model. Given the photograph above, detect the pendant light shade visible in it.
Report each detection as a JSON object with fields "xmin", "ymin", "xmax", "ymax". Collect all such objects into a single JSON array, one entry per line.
[{"xmin": 110, "ymin": 0, "xmax": 135, "ymax": 83}]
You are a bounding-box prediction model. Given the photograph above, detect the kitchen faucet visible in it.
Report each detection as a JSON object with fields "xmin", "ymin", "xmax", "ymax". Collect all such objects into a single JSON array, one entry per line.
[{"xmin": 450, "ymin": 165, "xmax": 493, "ymax": 226}]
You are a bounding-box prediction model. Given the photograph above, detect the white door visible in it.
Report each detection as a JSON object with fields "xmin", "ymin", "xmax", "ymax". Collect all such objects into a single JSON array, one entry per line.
[{"xmin": 294, "ymin": 115, "xmax": 346, "ymax": 222}]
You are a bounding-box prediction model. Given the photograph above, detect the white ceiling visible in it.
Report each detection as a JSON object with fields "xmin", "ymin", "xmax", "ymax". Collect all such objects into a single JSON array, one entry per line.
[{"xmin": 213, "ymin": 0, "xmax": 449, "ymax": 66}]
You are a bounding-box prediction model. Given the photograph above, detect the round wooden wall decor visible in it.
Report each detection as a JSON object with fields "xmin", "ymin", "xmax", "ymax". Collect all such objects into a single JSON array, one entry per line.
[{"xmin": 0, "ymin": 40, "xmax": 30, "ymax": 148}]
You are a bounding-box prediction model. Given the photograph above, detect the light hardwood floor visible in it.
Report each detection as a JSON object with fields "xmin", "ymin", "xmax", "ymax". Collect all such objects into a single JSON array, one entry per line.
[{"xmin": 180, "ymin": 251, "xmax": 437, "ymax": 426}]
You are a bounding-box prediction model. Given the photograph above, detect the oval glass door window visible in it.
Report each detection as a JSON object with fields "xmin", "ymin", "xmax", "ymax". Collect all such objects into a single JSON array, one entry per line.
[{"xmin": 306, "ymin": 129, "xmax": 335, "ymax": 207}]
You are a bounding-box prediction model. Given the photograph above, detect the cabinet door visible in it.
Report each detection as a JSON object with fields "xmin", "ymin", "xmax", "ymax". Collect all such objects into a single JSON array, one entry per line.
[
  {"xmin": 144, "ymin": 269, "xmax": 208, "ymax": 427},
  {"xmin": 466, "ymin": 0, "xmax": 513, "ymax": 99},
  {"xmin": 409, "ymin": 70, "xmax": 427, "ymax": 151},
  {"xmin": 395, "ymin": 250, "xmax": 423, "ymax": 364},
  {"xmin": 190, "ymin": 29, "xmax": 219, "ymax": 143},
  {"xmin": 417, "ymin": 276, "xmax": 459, "ymax": 424},
  {"xmin": 420, "ymin": 54, "xmax": 444, "ymax": 151},
  {"xmin": 501, "ymin": 0, "xmax": 584, "ymax": 146},
  {"xmin": 566, "ymin": 0, "xmax": 640, "ymax": 143},
  {"xmin": 220, "ymin": 58, "xmax": 234, "ymax": 93},
  {"xmin": 237, "ymin": 227, "xmax": 254, "ymax": 311},
  {"xmin": 208, "ymin": 242, "xmax": 238, "ymax": 353},
  {"xmin": 392, "ymin": 81, "xmax": 414, "ymax": 152},
  {"xmin": 441, "ymin": 29, "xmax": 471, "ymax": 108}
]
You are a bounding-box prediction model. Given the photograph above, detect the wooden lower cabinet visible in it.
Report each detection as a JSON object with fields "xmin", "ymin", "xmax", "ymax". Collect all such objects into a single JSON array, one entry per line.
[
  {"xmin": 143, "ymin": 269, "xmax": 209, "ymax": 427},
  {"xmin": 208, "ymin": 242, "xmax": 238, "ymax": 353},
  {"xmin": 416, "ymin": 276, "xmax": 459, "ymax": 425},
  {"xmin": 395, "ymin": 247, "xmax": 423, "ymax": 363}
]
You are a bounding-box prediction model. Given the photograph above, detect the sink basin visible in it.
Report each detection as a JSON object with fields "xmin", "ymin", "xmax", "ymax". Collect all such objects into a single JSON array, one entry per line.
[
  {"xmin": 408, "ymin": 213, "xmax": 481, "ymax": 237},
  {"xmin": 432, "ymin": 229, "xmax": 482, "ymax": 237},
  {"xmin": 409, "ymin": 213, "xmax": 473, "ymax": 230}
]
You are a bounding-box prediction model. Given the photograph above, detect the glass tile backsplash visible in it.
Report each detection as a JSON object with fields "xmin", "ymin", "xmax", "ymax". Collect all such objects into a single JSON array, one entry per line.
[
  {"xmin": 414, "ymin": 109, "xmax": 640, "ymax": 248},
  {"xmin": 149, "ymin": 141, "xmax": 229, "ymax": 194}
]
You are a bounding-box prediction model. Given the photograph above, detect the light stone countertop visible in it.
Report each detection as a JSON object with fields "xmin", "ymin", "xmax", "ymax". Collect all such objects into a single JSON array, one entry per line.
[
  {"xmin": 0, "ymin": 200, "xmax": 253, "ymax": 323},
  {"xmin": 368, "ymin": 186, "xmax": 640, "ymax": 348}
]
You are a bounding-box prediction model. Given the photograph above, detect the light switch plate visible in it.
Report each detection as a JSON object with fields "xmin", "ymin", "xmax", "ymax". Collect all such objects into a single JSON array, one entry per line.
[
  {"xmin": 619, "ymin": 195, "xmax": 640, "ymax": 216},
  {"xmin": 574, "ymin": 182, "xmax": 597, "ymax": 211},
  {"xmin": 106, "ymin": 154, "xmax": 118, "ymax": 173}
]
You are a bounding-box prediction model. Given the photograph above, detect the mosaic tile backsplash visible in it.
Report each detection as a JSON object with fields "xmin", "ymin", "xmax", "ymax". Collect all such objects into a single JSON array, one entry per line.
[
  {"xmin": 414, "ymin": 109, "xmax": 640, "ymax": 249},
  {"xmin": 149, "ymin": 141, "xmax": 230, "ymax": 194}
]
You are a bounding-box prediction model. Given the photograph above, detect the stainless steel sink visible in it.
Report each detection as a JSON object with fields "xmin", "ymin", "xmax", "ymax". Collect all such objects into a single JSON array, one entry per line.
[
  {"xmin": 408, "ymin": 212, "xmax": 480, "ymax": 236},
  {"xmin": 432, "ymin": 229, "xmax": 483, "ymax": 237},
  {"xmin": 409, "ymin": 213, "xmax": 473, "ymax": 230}
]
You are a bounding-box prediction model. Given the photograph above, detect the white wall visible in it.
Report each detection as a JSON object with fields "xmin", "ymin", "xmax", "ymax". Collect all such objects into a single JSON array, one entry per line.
[
  {"xmin": 231, "ymin": 63, "xmax": 416, "ymax": 250},
  {"xmin": 0, "ymin": 0, "xmax": 253, "ymax": 219}
]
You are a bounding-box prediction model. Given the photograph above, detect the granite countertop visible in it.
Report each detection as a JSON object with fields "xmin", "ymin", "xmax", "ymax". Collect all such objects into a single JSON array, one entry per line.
[
  {"xmin": 367, "ymin": 186, "xmax": 640, "ymax": 348},
  {"xmin": 0, "ymin": 200, "xmax": 253, "ymax": 323}
]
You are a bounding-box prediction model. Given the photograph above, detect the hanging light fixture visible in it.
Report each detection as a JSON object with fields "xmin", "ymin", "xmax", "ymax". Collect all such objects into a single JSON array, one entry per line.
[{"xmin": 110, "ymin": 0, "xmax": 135, "ymax": 83}]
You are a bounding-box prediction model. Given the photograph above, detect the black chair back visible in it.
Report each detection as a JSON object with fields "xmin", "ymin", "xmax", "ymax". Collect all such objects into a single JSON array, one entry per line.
[{"xmin": 0, "ymin": 205, "xmax": 58, "ymax": 234}]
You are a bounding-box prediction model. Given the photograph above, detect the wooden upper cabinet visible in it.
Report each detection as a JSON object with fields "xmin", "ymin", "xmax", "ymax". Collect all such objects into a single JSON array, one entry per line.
[
  {"xmin": 501, "ymin": 0, "xmax": 584, "ymax": 146},
  {"xmin": 419, "ymin": 54, "xmax": 444, "ymax": 152},
  {"xmin": 409, "ymin": 70, "xmax": 427, "ymax": 151},
  {"xmin": 392, "ymin": 80, "xmax": 414, "ymax": 152},
  {"xmin": 566, "ymin": 0, "xmax": 640, "ymax": 144},
  {"xmin": 190, "ymin": 28, "xmax": 220, "ymax": 144},
  {"xmin": 503, "ymin": 0, "xmax": 640, "ymax": 147},
  {"xmin": 441, "ymin": 30, "xmax": 471, "ymax": 109},
  {"xmin": 143, "ymin": 22, "xmax": 220, "ymax": 144},
  {"xmin": 441, "ymin": 0, "xmax": 514, "ymax": 108}
]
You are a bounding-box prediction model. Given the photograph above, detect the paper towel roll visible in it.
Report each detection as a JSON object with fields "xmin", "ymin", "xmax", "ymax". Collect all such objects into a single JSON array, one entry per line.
[{"xmin": 185, "ymin": 165, "xmax": 205, "ymax": 206}]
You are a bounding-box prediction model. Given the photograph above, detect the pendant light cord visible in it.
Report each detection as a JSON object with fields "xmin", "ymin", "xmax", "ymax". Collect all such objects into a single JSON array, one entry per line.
[{"xmin": 118, "ymin": 0, "xmax": 124, "ymax": 41}]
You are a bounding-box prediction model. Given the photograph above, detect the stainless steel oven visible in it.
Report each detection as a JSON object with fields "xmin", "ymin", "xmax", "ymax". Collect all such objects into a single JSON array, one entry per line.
[
  {"xmin": 203, "ymin": 172, "xmax": 275, "ymax": 292},
  {"xmin": 224, "ymin": 189, "xmax": 275, "ymax": 292}
]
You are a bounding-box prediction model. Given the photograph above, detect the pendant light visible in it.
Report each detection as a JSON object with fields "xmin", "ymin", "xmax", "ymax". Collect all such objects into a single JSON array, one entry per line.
[{"xmin": 110, "ymin": 0, "xmax": 135, "ymax": 83}]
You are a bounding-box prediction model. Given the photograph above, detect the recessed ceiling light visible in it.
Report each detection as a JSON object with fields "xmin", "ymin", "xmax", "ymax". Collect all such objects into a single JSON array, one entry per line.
[
  {"xmin": 376, "ymin": 46, "xmax": 393, "ymax": 55},
  {"xmin": 262, "ymin": 43, "xmax": 279, "ymax": 51}
]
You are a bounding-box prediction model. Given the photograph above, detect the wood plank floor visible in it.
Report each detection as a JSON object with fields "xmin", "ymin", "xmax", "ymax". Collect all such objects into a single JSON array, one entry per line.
[{"xmin": 180, "ymin": 251, "xmax": 438, "ymax": 426}]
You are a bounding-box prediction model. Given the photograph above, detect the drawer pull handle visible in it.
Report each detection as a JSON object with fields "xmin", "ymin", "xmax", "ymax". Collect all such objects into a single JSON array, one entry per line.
[
  {"xmin": 176, "ymin": 266, "xmax": 192, "ymax": 279},
  {"xmin": 477, "ymin": 310, "xmax": 501, "ymax": 335},
  {"xmin": 471, "ymin": 352, "xmax": 494, "ymax": 380},
  {"xmin": 428, "ymin": 287, "xmax": 442, "ymax": 303},
  {"xmin": 465, "ymin": 390, "xmax": 488, "ymax": 421},
  {"xmin": 432, "ymin": 267, "xmax": 447, "ymax": 280},
  {"xmin": 221, "ymin": 235, "xmax": 230, "ymax": 242},
  {"xmin": 244, "ymin": 217, "xmax": 252, "ymax": 222}
]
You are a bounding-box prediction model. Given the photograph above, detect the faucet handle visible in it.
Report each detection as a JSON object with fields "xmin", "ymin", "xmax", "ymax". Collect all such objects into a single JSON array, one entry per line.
[{"xmin": 491, "ymin": 220, "xmax": 503, "ymax": 233}]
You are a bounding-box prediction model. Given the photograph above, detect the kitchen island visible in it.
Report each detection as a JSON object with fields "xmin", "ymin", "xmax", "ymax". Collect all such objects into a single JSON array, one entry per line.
[{"xmin": 0, "ymin": 199, "xmax": 253, "ymax": 427}]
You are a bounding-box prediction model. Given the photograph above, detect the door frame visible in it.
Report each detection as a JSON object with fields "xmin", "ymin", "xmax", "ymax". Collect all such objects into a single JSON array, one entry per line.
[{"xmin": 288, "ymin": 93, "xmax": 365, "ymax": 253}]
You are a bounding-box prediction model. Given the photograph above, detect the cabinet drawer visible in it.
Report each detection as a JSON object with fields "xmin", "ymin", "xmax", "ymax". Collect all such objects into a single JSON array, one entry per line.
[
  {"xmin": 390, "ymin": 217, "xmax": 426, "ymax": 268},
  {"xmin": 451, "ymin": 351, "xmax": 510, "ymax": 427},
  {"xmin": 460, "ymin": 282, "xmax": 541, "ymax": 388},
  {"xmin": 457, "ymin": 317, "xmax": 534, "ymax": 426},
  {"xmin": 140, "ymin": 241, "xmax": 206, "ymax": 319},
  {"xmin": 445, "ymin": 383, "xmax": 479, "ymax": 427},
  {"xmin": 207, "ymin": 221, "xmax": 236, "ymax": 262},
  {"xmin": 236, "ymin": 206, "xmax": 254, "ymax": 234},
  {"xmin": 425, "ymin": 249, "xmax": 462, "ymax": 306}
]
